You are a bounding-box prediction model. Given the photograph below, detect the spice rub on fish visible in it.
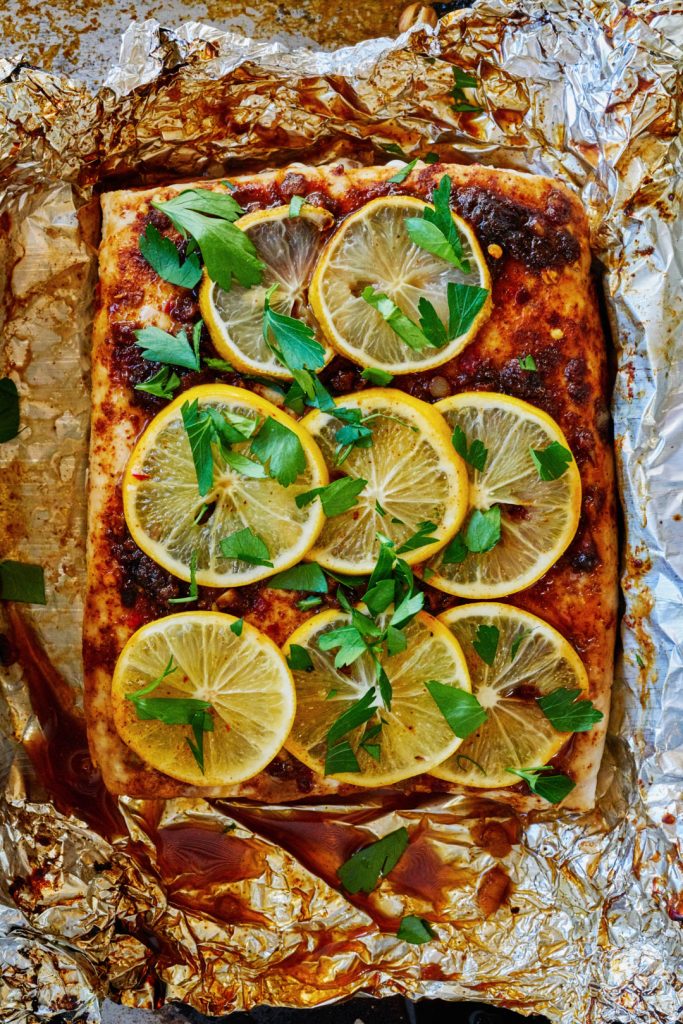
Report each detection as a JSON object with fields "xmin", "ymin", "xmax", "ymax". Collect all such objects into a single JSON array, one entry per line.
[{"xmin": 85, "ymin": 162, "xmax": 617, "ymax": 810}]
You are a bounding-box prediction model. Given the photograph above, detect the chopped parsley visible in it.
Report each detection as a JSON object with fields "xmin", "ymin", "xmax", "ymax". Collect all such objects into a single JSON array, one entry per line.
[
  {"xmin": 263, "ymin": 284, "xmax": 326, "ymax": 397},
  {"xmin": 396, "ymin": 520, "xmax": 439, "ymax": 554},
  {"xmin": 397, "ymin": 916, "xmax": 435, "ymax": 945},
  {"xmin": 296, "ymin": 477, "xmax": 367, "ymax": 517},
  {"xmin": 250, "ymin": 416, "xmax": 306, "ymax": 486},
  {"xmin": 530, "ymin": 441, "xmax": 573, "ymax": 481},
  {"xmin": 220, "ymin": 528, "xmax": 273, "ymax": 567},
  {"xmin": 230, "ymin": 618, "xmax": 244, "ymax": 636},
  {"xmin": 506, "ymin": 765, "xmax": 576, "ymax": 804},
  {"xmin": 464, "ymin": 506, "xmax": 501, "ymax": 553},
  {"xmin": 134, "ymin": 324, "xmax": 201, "ymax": 371},
  {"xmin": 405, "ymin": 175, "xmax": 469, "ymax": 272},
  {"xmin": 537, "ymin": 687, "xmax": 603, "ymax": 732},
  {"xmin": 0, "ymin": 560, "xmax": 46, "ymax": 604},
  {"xmin": 451, "ymin": 66, "xmax": 483, "ymax": 113},
  {"xmin": 451, "ymin": 424, "xmax": 488, "ymax": 472},
  {"xmin": 473, "ymin": 623, "xmax": 499, "ymax": 665},
  {"xmin": 289, "ymin": 195, "xmax": 305, "ymax": 217},
  {"xmin": 287, "ymin": 643, "xmax": 315, "ymax": 673},
  {"xmin": 518, "ymin": 354, "xmax": 537, "ymax": 372},
  {"xmin": 387, "ymin": 158, "xmax": 418, "ymax": 183},
  {"xmin": 268, "ymin": 562, "xmax": 329, "ymax": 593},
  {"xmin": 168, "ymin": 550, "xmax": 198, "ymax": 604},
  {"xmin": 361, "ymin": 367, "xmax": 394, "ymax": 386},
  {"xmin": 138, "ymin": 223, "xmax": 202, "ymax": 288},
  {"xmin": 336, "ymin": 826, "xmax": 409, "ymax": 893},
  {"xmin": 134, "ymin": 366, "xmax": 180, "ymax": 399},
  {"xmin": 425, "ymin": 680, "xmax": 487, "ymax": 738}
]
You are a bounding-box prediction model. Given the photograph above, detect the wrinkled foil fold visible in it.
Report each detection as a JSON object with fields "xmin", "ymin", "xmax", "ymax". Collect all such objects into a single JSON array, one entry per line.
[{"xmin": 0, "ymin": 2, "xmax": 681, "ymax": 1021}]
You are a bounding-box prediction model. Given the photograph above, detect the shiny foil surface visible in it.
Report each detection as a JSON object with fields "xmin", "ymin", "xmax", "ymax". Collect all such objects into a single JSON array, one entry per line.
[{"xmin": 0, "ymin": 2, "xmax": 681, "ymax": 1021}]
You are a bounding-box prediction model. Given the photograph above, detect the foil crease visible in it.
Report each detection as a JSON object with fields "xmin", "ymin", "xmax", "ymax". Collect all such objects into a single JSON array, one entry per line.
[{"xmin": 0, "ymin": 2, "xmax": 681, "ymax": 1021}]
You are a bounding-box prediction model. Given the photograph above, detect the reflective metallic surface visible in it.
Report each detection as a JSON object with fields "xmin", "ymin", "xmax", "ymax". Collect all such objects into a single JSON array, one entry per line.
[{"xmin": 0, "ymin": 3, "xmax": 681, "ymax": 1021}]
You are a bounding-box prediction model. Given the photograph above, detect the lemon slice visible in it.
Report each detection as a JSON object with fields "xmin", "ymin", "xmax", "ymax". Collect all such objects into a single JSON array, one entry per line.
[
  {"xmin": 112, "ymin": 611, "xmax": 295, "ymax": 786},
  {"xmin": 424, "ymin": 393, "xmax": 582, "ymax": 598},
  {"xmin": 284, "ymin": 608, "xmax": 471, "ymax": 786},
  {"xmin": 431, "ymin": 603, "xmax": 588, "ymax": 788},
  {"xmin": 199, "ymin": 204, "xmax": 334, "ymax": 378},
  {"xmin": 309, "ymin": 194, "xmax": 491, "ymax": 374},
  {"xmin": 123, "ymin": 384, "xmax": 328, "ymax": 586},
  {"xmin": 302, "ymin": 388, "xmax": 468, "ymax": 574}
]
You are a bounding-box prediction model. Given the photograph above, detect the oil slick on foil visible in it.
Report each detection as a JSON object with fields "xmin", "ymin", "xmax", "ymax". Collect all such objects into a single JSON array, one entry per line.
[{"xmin": 0, "ymin": 2, "xmax": 681, "ymax": 1021}]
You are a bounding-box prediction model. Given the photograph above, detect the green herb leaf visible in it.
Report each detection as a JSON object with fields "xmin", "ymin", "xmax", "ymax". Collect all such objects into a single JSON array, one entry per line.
[
  {"xmin": 423, "ymin": 152, "xmax": 440, "ymax": 164},
  {"xmin": 451, "ymin": 66, "xmax": 483, "ymax": 112},
  {"xmin": 362, "ymin": 286, "xmax": 431, "ymax": 352},
  {"xmin": 129, "ymin": 696, "xmax": 214, "ymax": 772},
  {"xmin": 168, "ymin": 550, "xmax": 199, "ymax": 604},
  {"xmin": 473, "ymin": 623, "xmax": 499, "ymax": 665},
  {"xmin": 287, "ymin": 643, "xmax": 315, "ymax": 672},
  {"xmin": 222, "ymin": 450, "xmax": 268, "ymax": 478},
  {"xmin": 263, "ymin": 284, "xmax": 326, "ymax": 396},
  {"xmin": 361, "ymin": 367, "xmax": 394, "ymax": 386},
  {"xmin": 441, "ymin": 532, "xmax": 468, "ymax": 564},
  {"xmin": 385, "ymin": 625, "xmax": 407, "ymax": 656},
  {"xmin": 451, "ymin": 425, "xmax": 488, "ymax": 472},
  {"xmin": 510, "ymin": 628, "xmax": 531, "ymax": 661},
  {"xmin": 289, "ymin": 195, "xmax": 305, "ymax": 217},
  {"xmin": 417, "ymin": 296, "xmax": 448, "ymax": 348},
  {"xmin": 537, "ymin": 687, "xmax": 604, "ymax": 732},
  {"xmin": 464, "ymin": 506, "xmax": 501, "ymax": 553},
  {"xmin": 518, "ymin": 354, "xmax": 537, "ymax": 372},
  {"xmin": 319, "ymin": 624, "xmax": 368, "ymax": 668},
  {"xmin": 268, "ymin": 562, "xmax": 328, "ymax": 593},
  {"xmin": 138, "ymin": 223, "xmax": 202, "ymax": 288},
  {"xmin": 297, "ymin": 595, "xmax": 323, "ymax": 611},
  {"xmin": 0, "ymin": 560, "xmax": 46, "ymax": 604},
  {"xmin": 126, "ymin": 656, "xmax": 177, "ymax": 699},
  {"xmin": 389, "ymin": 589, "xmax": 424, "ymax": 629},
  {"xmin": 387, "ymin": 158, "xmax": 418, "ymax": 183},
  {"xmin": 635, "ymin": 653, "xmax": 645, "ymax": 669},
  {"xmin": 204, "ymin": 357, "xmax": 235, "ymax": 372},
  {"xmin": 250, "ymin": 416, "xmax": 306, "ymax": 486},
  {"xmin": 134, "ymin": 366, "xmax": 180, "ymax": 399},
  {"xmin": 230, "ymin": 618, "xmax": 244, "ymax": 636},
  {"xmin": 406, "ymin": 216, "xmax": 463, "ymax": 270},
  {"xmin": 207, "ymin": 406, "xmax": 258, "ymax": 446},
  {"xmin": 0, "ymin": 378, "xmax": 20, "ymax": 443},
  {"xmin": 396, "ymin": 520, "xmax": 439, "ymax": 554},
  {"xmin": 336, "ymin": 826, "xmax": 409, "ymax": 894},
  {"xmin": 134, "ymin": 325, "xmax": 200, "ymax": 371},
  {"xmin": 152, "ymin": 188, "xmax": 264, "ymax": 291},
  {"xmin": 382, "ymin": 143, "xmax": 410, "ymax": 159},
  {"xmin": 220, "ymin": 527, "xmax": 273, "ymax": 567},
  {"xmin": 296, "ymin": 477, "xmax": 367, "ymax": 517},
  {"xmin": 181, "ymin": 399, "xmax": 215, "ymax": 495},
  {"xmin": 506, "ymin": 765, "xmax": 576, "ymax": 804},
  {"xmin": 397, "ymin": 915, "xmax": 435, "ymax": 945},
  {"xmin": 447, "ymin": 282, "xmax": 489, "ymax": 338},
  {"xmin": 363, "ymin": 578, "xmax": 395, "ymax": 617},
  {"xmin": 530, "ymin": 441, "xmax": 573, "ymax": 481},
  {"xmin": 426, "ymin": 680, "xmax": 487, "ymax": 738},
  {"xmin": 325, "ymin": 739, "xmax": 361, "ymax": 774},
  {"xmin": 327, "ymin": 688, "xmax": 378, "ymax": 746}
]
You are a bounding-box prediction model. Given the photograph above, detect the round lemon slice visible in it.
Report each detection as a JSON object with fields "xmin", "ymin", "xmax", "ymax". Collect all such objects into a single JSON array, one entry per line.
[
  {"xmin": 199, "ymin": 204, "xmax": 334, "ymax": 378},
  {"xmin": 431, "ymin": 603, "xmax": 588, "ymax": 789},
  {"xmin": 112, "ymin": 611, "xmax": 295, "ymax": 786},
  {"xmin": 302, "ymin": 388, "xmax": 468, "ymax": 574},
  {"xmin": 123, "ymin": 384, "xmax": 328, "ymax": 587},
  {"xmin": 424, "ymin": 393, "xmax": 582, "ymax": 598},
  {"xmin": 309, "ymin": 194, "xmax": 491, "ymax": 374},
  {"xmin": 284, "ymin": 608, "xmax": 471, "ymax": 786}
]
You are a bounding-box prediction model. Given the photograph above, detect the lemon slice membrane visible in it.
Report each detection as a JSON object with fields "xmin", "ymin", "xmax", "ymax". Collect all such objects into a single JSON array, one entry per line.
[
  {"xmin": 123, "ymin": 385, "xmax": 327, "ymax": 587},
  {"xmin": 302, "ymin": 389, "xmax": 468, "ymax": 574},
  {"xmin": 200, "ymin": 204, "xmax": 334, "ymax": 378},
  {"xmin": 309, "ymin": 195, "xmax": 491, "ymax": 374},
  {"xmin": 284, "ymin": 608, "xmax": 471, "ymax": 787},
  {"xmin": 112, "ymin": 611, "xmax": 296, "ymax": 786},
  {"xmin": 431, "ymin": 603, "xmax": 589, "ymax": 789},
  {"xmin": 425, "ymin": 393, "xmax": 582, "ymax": 598}
]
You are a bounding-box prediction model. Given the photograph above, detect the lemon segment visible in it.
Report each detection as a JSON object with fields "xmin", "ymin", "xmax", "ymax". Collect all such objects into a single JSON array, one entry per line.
[
  {"xmin": 431, "ymin": 603, "xmax": 588, "ymax": 788},
  {"xmin": 123, "ymin": 384, "xmax": 328, "ymax": 586},
  {"xmin": 309, "ymin": 194, "xmax": 491, "ymax": 374},
  {"xmin": 424, "ymin": 392, "xmax": 582, "ymax": 598},
  {"xmin": 284, "ymin": 608, "xmax": 471, "ymax": 786},
  {"xmin": 302, "ymin": 388, "xmax": 468, "ymax": 574},
  {"xmin": 200, "ymin": 204, "xmax": 334, "ymax": 378},
  {"xmin": 112, "ymin": 611, "xmax": 296, "ymax": 787}
]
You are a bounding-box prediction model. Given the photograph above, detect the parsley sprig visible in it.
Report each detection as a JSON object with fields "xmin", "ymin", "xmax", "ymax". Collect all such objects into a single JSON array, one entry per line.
[
  {"xmin": 263, "ymin": 284, "xmax": 326, "ymax": 397},
  {"xmin": 336, "ymin": 826, "xmax": 409, "ymax": 893},
  {"xmin": 506, "ymin": 765, "xmax": 575, "ymax": 804},
  {"xmin": 405, "ymin": 175, "xmax": 470, "ymax": 272},
  {"xmin": 139, "ymin": 223, "xmax": 202, "ymax": 288}
]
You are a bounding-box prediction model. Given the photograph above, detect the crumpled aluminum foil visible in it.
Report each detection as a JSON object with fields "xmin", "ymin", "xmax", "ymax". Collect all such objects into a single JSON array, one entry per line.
[{"xmin": 0, "ymin": 2, "xmax": 681, "ymax": 1021}]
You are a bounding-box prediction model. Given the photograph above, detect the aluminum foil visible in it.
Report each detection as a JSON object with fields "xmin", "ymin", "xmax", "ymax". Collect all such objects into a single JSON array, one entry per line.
[{"xmin": 0, "ymin": 2, "xmax": 681, "ymax": 1021}]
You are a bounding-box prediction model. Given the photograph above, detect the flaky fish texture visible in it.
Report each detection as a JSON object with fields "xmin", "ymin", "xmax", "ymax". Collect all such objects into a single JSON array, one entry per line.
[{"xmin": 85, "ymin": 162, "xmax": 617, "ymax": 809}]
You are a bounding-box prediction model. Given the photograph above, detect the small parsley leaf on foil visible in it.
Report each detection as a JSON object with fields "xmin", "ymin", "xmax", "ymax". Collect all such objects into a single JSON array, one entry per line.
[
  {"xmin": 337, "ymin": 826, "xmax": 409, "ymax": 893},
  {"xmin": 0, "ymin": 560, "xmax": 46, "ymax": 604}
]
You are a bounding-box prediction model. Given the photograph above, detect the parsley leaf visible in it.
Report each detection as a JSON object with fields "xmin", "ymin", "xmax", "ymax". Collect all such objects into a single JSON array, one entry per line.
[
  {"xmin": 361, "ymin": 367, "xmax": 394, "ymax": 386},
  {"xmin": 325, "ymin": 739, "xmax": 361, "ymax": 774},
  {"xmin": 297, "ymin": 595, "xmax": 323, "ymax": 611},
  {"xmin": 537, "ymin": 687, "xmax": 604, "ymax": 732},
  {"xmin": 131, "ymin": 696, "xmax": 214, "ymax": 772},
  {"xmin": 464, "ymin": 506, "xmax": 501, "ymax": 553},
  {"xmin": 289, "ymin": 195, "xmax": 305, "ymax": 217},
  {"xmin": 138, "ymin": 223, "xmax": 202, "ymax": 288},
  {"xmin": 268, "ymin": 562, "xmax": 328, "ymax": 593},
  {"xmin": 222, "ymin": 450, "xmax": 268, "ymax": 478},
  {"xmin": 382, "ymin": 143, "xmax": 410, "ymax": 158},
  {"xmin": 181, "ymin": 399, "xmax": 215, "ymax": 495},
  {"xmin": 426, "ymin": 680, "xmax": 487, "ymax": 738},
  {"xmin": 451, "ymin": 425, "xmax": 488, "ymax": 472},
  {"xmin": 362, "ymin": 286, "xmax": 431, "ymax": 351},
  {"xmin": 204, "ymin": 357, "xmax": 235, "ymax": 372},
  {"xmin": 447, "ymin": 282, "xmax": 489, "ymax": 338},
  {"xmin": 506, "ymin": 765, "xmax": 576, "ymax": 804},
  {"xmin": 473, "ymin": 624, "xmax": 499, "ymax": 665},
  {"xmin": 134, "ymin": 325, "xmax": 200, "ymax": 371},
  {"xmin": 451, "ymin": 66, "xmax": 483, "ymax": 112},
  {"xmin": 336, "ymin": 826, "xmax": 409, "ymax": 893},
  {"xmin": 319, "ymin": 624, "xmax": 368, "ymax": 668},
  {"xmin": 220, "ymin": 527, "xmax": 273, "ymax": 567},
  {"xmin": 389, "ymin": 589, "xmax": 424, "ymax": 629},
  {"xmin": 287, "ymin": 643, "xmax": 314, "ymax": 672},
  {"xmin": 387, "ymin": 158, "xmax": 418, "ymax": 183},
  {"xmin": 0, "ymin": 560, "xmax": 46, "ymax": 604},
  {"xmin": 510, "ymin": 628, "xmax": 531, "ymax": 661},
  {"xmin": 396, "ymin": 520, "xmax": 439, "ymax": 554},
  {"xmin": 168, "ymin": 550, "xmax": 199, "ymax": 604},
  {"xmin": 230, "ymin": 618, "xmax": 244, "ymax": 636},
  {"xmin": 363, "ymin": 578, "xmax": 395, "ymax": 617},
  {"xmin": 406, "ymin": 216, "xmax": 463, "ymax": 267},
  {"xmin": 250, "ymin": 416, "xmax": 306, "ymax": 486},
  {"xmin": 152, "ymin": 188, "xmax": 264, "ymax": 291},
  {"xmin": 135, "ymin": 366, "xmax": 180, "ymax": 399},
  {"xmin": 530, "ymin": 442, "xmax": 573, "ymax": 481},
  {"xmin": 327, "ymin": 688, "xmax": 378, "ymax": 747},
  {"xmin": 397, "ymin": 916, "xmax": 435, "ymax": 945},
  {"xmin": 441, "ymin": 532, "xmax": 468, "ymax": 564},
  {"xmin": 263, "ymin": 284, "xmax": 326, "ymax": 396},
  {"xmin": 296, "ymin": 477, "xmax": 367, "ymax": 517},
  {"xmin": 518, "ymin": 354, "xmax": 537, "ymax": 372},
  {"xmin": 0, "ymin": 378, "xmax": 20, "ymax": 442}
]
